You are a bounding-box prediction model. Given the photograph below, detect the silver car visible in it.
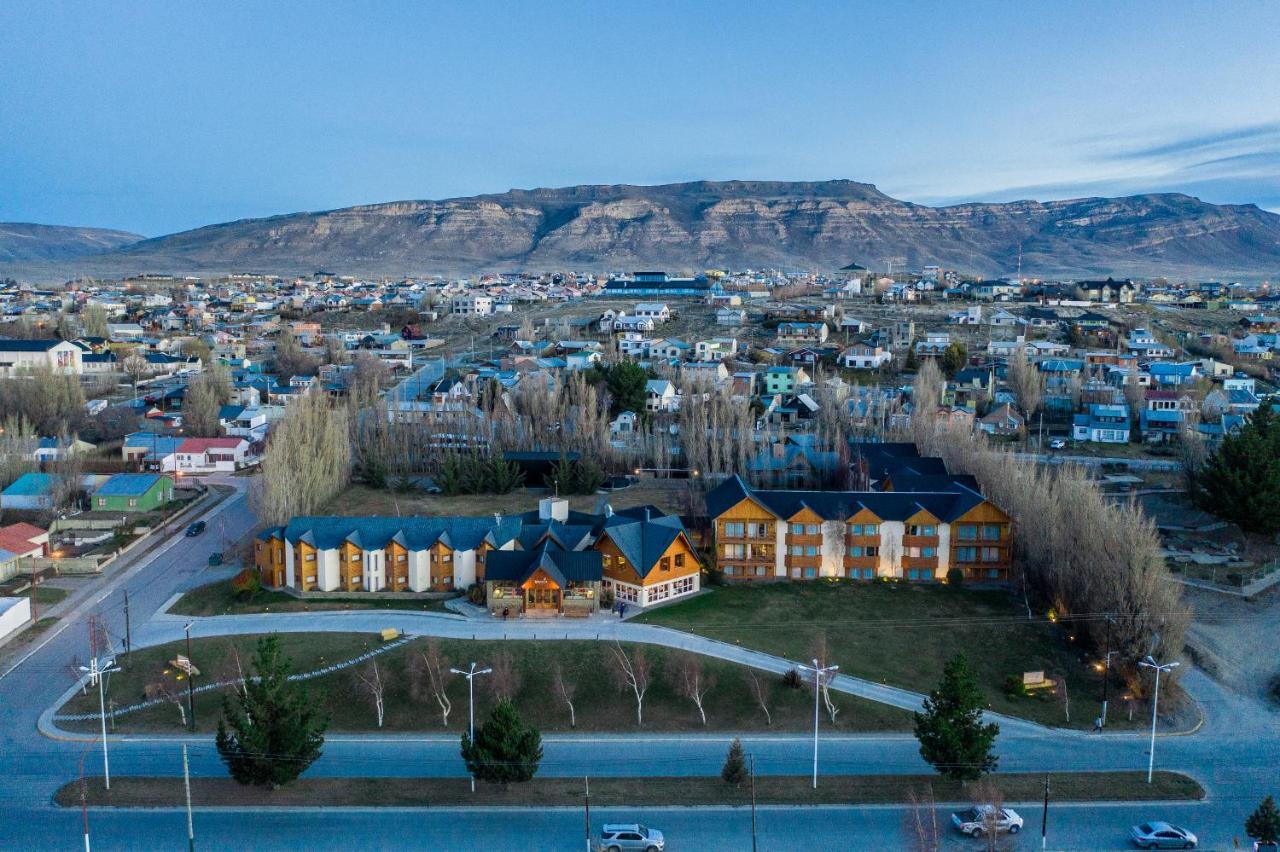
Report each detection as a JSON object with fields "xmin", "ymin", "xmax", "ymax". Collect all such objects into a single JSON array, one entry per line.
[
  {"xmin": 600, "ymin": 823, "xmax": 665, "ymax": 852},
  {"xmin": 951, "ymin": 805, "xmax": 1024, "ymax": 837},
  {"xmin": 1130, "ymin": 821, "xmax": 1197, "ymax": 848}
]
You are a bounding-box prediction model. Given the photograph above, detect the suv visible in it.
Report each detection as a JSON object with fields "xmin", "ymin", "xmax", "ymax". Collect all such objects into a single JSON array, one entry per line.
[
  {"xmin": 600, "ymin": 823, "xmax": 665, "ymax": 852},
  {"xmin": 951, "ymin": 805, "xmax": 1024, "ymax": 837}
]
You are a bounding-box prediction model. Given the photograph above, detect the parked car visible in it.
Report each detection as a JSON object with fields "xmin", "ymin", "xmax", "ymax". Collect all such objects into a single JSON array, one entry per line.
[
  {"xmin": 951, "ymin": 805, "xmax": 1024, "ymax": 837},
  {"xmin": 600, "ymin": 823, "xmax": 665, "ymax": 852},
  {"xmin": 1129, "ymin": 821, "xmax": 1197, "ymax": 848},
  {"xmin": 1049, "ymin": 438, "xmax": 1067, "ymax": 450},
  {"xmin": 185, "ymin": 521, "xmax": 206, "ymax": 537}
]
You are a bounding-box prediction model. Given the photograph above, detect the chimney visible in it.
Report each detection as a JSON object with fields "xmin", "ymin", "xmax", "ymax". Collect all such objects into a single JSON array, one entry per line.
[{"xmin": 538, "ymin": 497, "xmax": 569, "ymax": 522}]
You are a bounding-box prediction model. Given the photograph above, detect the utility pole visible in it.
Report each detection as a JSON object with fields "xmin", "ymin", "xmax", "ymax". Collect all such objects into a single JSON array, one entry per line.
[
  {"xmin": 30, "ymin": 561, "xmax": 39, "ymax": 623},
  {"xmin": 79, "ymin": 654, "xmax": 120, "ymax": 790},
  {"xmin": 797, "ymin": 657, "xmax": 838, "ymax": 789},
  {"xmin": 583, "ymin": 776, "xmax": 590, "ymax": 852},
  {"xmin": 183, "ymin": 745, "xmax": 195, "ymax": 851},
  {"xmin": 184, "ymin": 622, "xmax": 196, "ymax": 732},
  {"xmin": 449, "ymin": 662, "xmax": 492, "ymax": 792},
  {"xmin": 1040, "ymin": 774, "xmax": 1050, "ymax": 850},
  {"xmin": 1139, "ymin": 655, "xmax": 1179, "ymax": 783},
  {"xmin": 123, "ymin": 590, "xmax": 132, "ymax": 669},
  {"xmin": 749, "ymin": 752, "xmax": 758, "ymax": 852},
  {"xmin": 1100, "ymin": 615, "xmax": 1115, "ymax": 727}
]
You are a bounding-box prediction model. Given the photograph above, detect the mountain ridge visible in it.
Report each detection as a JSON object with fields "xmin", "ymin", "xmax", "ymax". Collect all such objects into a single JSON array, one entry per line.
[
  {"xmin": 0, "ymin": 222, "xmax": 144, "ymax": 263},
  {"xmin": 7, "ymin": 180, "xmax": 1280, "ymax": 279}
]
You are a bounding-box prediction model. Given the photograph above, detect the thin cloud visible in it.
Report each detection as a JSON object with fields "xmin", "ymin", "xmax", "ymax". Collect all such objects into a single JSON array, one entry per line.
[{"xmin": 1106, "ymin": 122, "xmax": 1280, "ymax": 162}]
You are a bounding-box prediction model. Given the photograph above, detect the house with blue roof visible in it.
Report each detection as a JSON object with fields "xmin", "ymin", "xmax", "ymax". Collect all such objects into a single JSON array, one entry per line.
[
  {"xmin": 1072, "ymin": 404, "xmax": 1131, "ymax": 443},
  {"xmin": 92, "ymin": 474, "xmax": 174, "ymax": 513}
]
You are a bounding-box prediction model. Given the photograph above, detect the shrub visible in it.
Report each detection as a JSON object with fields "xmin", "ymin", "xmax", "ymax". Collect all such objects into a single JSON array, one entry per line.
[
  {"xmin": 1003, "ymin": 674, "xmax": 1027, "ymax": 698},
  {"xmin": 467, "ymin": 583, "xmax": 486, "ymax": 605},
  {"xmin": 230, "ymin": 568, "xmax": 262, "ymax": 602},
  {"xmin": 946, "ymin": 567, "xmax": 964, "ymax": 586},
  {"xmin": 599, "ymin": 588, "xmax": 615, "ymax": 609},
  {"xmin": 782, "ymin": 668, "xmax": 803, "ymax": 690}
]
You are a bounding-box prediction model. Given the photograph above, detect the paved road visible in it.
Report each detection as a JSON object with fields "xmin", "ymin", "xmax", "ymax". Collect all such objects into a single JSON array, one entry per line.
[{"xmin": 0, "ymin": 473, "xmax": 1276, "ymax": 850}]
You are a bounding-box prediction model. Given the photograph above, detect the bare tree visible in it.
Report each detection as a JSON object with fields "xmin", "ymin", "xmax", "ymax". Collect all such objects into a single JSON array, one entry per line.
[
  {"xmin": 551, "ymin": 661, "xmax": 578, "ymax": 728},
  {"xmin": 609, "ymin": 643, "xmax": 653, "ymax": 726},
  {"xmin": 81, "ymin": 303, "xmax": 109, "ymax": 339},
  {"xmin": 144, "ymin": 679, "xmax": 187, "ymax": 727},
  {"xmin": 811, "ymin": 635, "xmax": 840, "ymax": 724},
  {"xmin": 747, "ymin": 669, "xmax": 772, "ymax": 726},
  {"xmin": 407, "ymin": 639, "xmax": 454, "ymax": 727},
  {"xmin": 903, "ymin": 784, "xmax": 941, "ymax": 852},
  {"xmin": 251, "ymin": 390, "xmax": 352, "ymax": 526},
  {"xmin": 485, "ymin": 649, "xmax": 522, "ymax": 701},
  {"xmin": 121, "ymin": 348, "xmax": 149, "ymax": 392},
  {"xmin": 968, "ymin": 777, "xmax": 1006, "ymax": 852},
  {"xmin": 0, "ymin": 414, "xmax": 38, "ymax": 492},
  {"xmin": 668, "ymin": 651, "xmax": 716, "ymax": 726},
  {"xmin": 48, "ymin": 435, "xmax": 86, "ymax": 516},
  {"xmin": 1006, "ymin": 349, "xmax": 1042, "ymax": 418},
  {"xmin": 353, "ymin": 659, "xmax": 386, "ymax": 728}
]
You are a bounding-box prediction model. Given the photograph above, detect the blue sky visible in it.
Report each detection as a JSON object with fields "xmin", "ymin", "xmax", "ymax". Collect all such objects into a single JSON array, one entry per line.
[{"xmin": 2, "ymin": 1, "xmax": 1278, "ymax": 236}]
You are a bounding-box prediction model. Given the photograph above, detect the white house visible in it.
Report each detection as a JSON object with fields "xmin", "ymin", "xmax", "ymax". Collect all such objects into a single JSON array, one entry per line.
[
  {"xmin": 716, "ymin": 307, "xmax": 747, "ymax": 327},
  {"xmin": 633, "ymin": 303, "xmax": 671, "ymax": 323},
  {"xmin": 172, "ymin": 437, "xmax": 250, "ymax": 474},
  {"xmin": 0, "ymin": 338, "xmax": 83, "ymax": 376},
  {"xmin": 645, "ymin": 379, "xmax": 680, "ymax": 412},
  {"xmin": 839, "ymin": 343, "xmax": 893, "ymax": 370},
  {"xmin": 694, "ymin": 337, "xmax": 738, "ymax": 361},
  {"xmin": 449, "ymin": 293, "xmax": 494, "ymax": 316}
]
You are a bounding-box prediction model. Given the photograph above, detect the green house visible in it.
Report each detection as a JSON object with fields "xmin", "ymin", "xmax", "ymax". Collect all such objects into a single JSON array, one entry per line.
[{"xmin": 93, "ymin": 474, "xmax": 174, "ymax": 513}]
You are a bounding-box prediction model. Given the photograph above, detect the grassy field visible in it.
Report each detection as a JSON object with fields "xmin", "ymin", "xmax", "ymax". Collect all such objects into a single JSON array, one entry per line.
[
  {"xmin": 638, "ymin": 582, "xmax": 1129, "ymax": 730},
  {"xmin": 22, "ymin": 585, "xmax": 68, "ymax": 607},
  {"xmin": 60, "ymin": 633, "xmax": 911, "ymax": 734},
  {"xmin": 62, "ymin": 770, "xmax": 1203, "ymax": 808},
  {"xmin": 168, "ymin": 579, "xmax": 454, "ymax": 617},
  {"xmin": 323, "ymin": 481, "xmax": 695, "ymax": 519}
]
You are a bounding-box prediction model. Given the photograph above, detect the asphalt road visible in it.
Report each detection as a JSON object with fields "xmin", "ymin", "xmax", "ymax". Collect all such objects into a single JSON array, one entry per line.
[{"xmin": 0, "ymin": 475, "xmax": 1276, "ymax": 850}]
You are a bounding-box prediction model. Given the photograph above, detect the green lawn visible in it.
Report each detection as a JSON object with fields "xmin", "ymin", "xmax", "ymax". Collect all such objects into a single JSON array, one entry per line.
[
  {"xmin": 324, "ymin": 482, "xmax": 692, "ymax": 519},
  {"xmin": 168, "ymin": 579, "xmax": 454, "ymax": 617},
  {"xmin": 62, "ymin": 770, "xmax": 1203, "ymax": 808},
  {"xmin": 638, "ymin": 582, "xmax": 1126, "ymax": 730},
  {"xmin": 60, "ymin": 633, "xmax": 912, "ymax": 734},
  {"xmin": 22, "ymin": 585, "xmax": 68, "ymax": 607}
]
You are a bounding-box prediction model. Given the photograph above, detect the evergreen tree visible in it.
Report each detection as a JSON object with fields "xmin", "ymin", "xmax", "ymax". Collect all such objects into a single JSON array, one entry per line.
[
  {"xmin": 591, "ymin": 361, "xmax": 649, "ymax": 415},
  {"xmin": 216, "ymin": 635, "xmax": 328, "ymax": 787},
  {"xmin": 1192, "ymin": 401, "xmax": 1280, "ymax": 533},
  {"xmin": 912, "ymin": 653, "xmax": 999, "ymax": 781},
  {"xmin": 941, "ymin": 341, "xmax": 968, "ymax": 377},
  {"xmin": 720, "ymin": 737, "xmax": 748, "ymax": 786},
  {"xmin": 439, "ymin": 454, "xmax": 464, "ymax": 495},
  {"xmin": 460, "ymin": 698, "xmax": 543, "ymax": 786},
  {"xmin": 1246, "ymin": 795, "xmax": 1280, "ymax": 845}
]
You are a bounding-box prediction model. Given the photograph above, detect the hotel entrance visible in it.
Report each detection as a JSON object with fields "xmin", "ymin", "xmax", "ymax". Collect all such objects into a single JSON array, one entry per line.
[{"xmin": 522, "ymin": 570, "xmax": 561, "ymax": 614}]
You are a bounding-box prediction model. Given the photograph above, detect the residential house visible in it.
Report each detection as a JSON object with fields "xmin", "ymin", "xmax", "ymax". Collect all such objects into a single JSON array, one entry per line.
[
  {"xmin": 976, "ymin": 404, "xmax": 1025, "ymax": 438},
  {"xmin": 644, "ymin": 379, "xmax": 680, "ymax": 413},
  {"xmin": 1139, "ymin": 390, "xmax": 1196, "ymax": 442},
  {"xmin": 0, "ymin": 338, "xmax": 83, "ymax": 376},
  {"xmin": 706, "ymin": 471, "xmax": 1012, "ymax": 583},
  {"xmin": 173, "ymin": 437, "xmax": 250, "ymax": 473},
  {"xmin": 716, "ymin": 306, "xmax": 747, "ymax": 327},
  {"xmin": 633, "ymin": 303, "xmax": 671, "ymax": 323},
  {"xmin": 1075, "ymin": 278, "xmax": 1137, "ymax": 303},
  {"xmin": 762, "ymin": 366, "xmax": 809, "ymax": 397},
  {"xmin": 774, "ymin": 322, "xmax": 829, "ymax": 347},
  {"xmin": 449, "ymin": 293, "xmax": 494, "ymax": 316},
  {"xmin": 1072, "ymin": 404, "xmax": 1131, "ymax": 443},
  {"xmin": 839, "ymin": 343, "xmax": 892, "ymax": 370},
  {"xmin": 92, "ymin": 474, "xmax": 174, "ymax": 512}
]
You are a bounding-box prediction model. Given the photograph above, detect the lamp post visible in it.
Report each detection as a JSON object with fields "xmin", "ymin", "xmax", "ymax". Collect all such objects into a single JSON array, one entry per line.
[
  {"xmin": 796, "ymin": 657, "xmax": 838, "ymax": 789},
  {"xmin": 184, "ymin": 622, "xmax": 197, "ymax": 731},
  {"xmin": 78, "ymin": 656, "xmax": 120, "ymax": 790},
  {"xmin": 1138, "ymin": 655, "xmax": 1179, "ymax": 783},
  {"xmin": 450, "ymin": 662, "xmax": 491, "ymax": 792}
]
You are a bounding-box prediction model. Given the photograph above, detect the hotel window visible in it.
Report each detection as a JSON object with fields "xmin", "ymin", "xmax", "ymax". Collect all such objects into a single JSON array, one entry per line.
[
  {"xmin": 754, "ymin": 566, "xmax": 767, "ymax": 576},
  {"xmin": 805, "ymin": 546, "xmax": 818, "ymax": 557},
  {"xmin": 790, "ymin": 523, "xmax": 804, "ymax": 535},
  {"xmin": 982, "ymin": 525, "xmax": 1002, "ymax": 541},
  {"xmin": 790, "ymin": 545, "xmax": 804, "ymax": 556},
  {"xmin": 848, "ymin": 546, "xmax": 862, "ymax": 557},
  {"xmin": 724, "ymin": 522, "xmax": 745, "ymax": 537},
  {"xmin": 674, "ymin": 576, "xmax": 694, "ymax": 595},
  {"xmin": 754, "ymin": 523, "xmax": 769, "ymax": 537},
  {"xmin": 957, "ymin": 524, "xmax": 978, "ymax": 540},
  {"xmin": 674, "ymin": 553, "xmax": 685, "ymax": 568},
  {"xmin": 956, "ymin": 546, "xmax": 978, "ymax": 562},
  {"xmin": 659, "ymin": 557, "xmax": 671, "ymax": 572},
  {"xmin": 304, "ymin": 553, "xmax": 315, "ymax": 562},
  {"xmin": 922, "ymin": 547, "xmax": 936, "ymax": 558},
  {"xmin": 350, "ymin": 553, "xmax": 360, "ymax": 562},
  {"xmin": 982, "ymin": 547, "xmax": 1001, "ymax": 562},
  {"xmin": 847, "ymin": 524, "xmax": 861, "ymax": 536},
  {"xmin": 806, "ymin": 524, "xmax": 819, "ymax": 535},
  {"xmin": 723, "ymin": 544, "xmax": 745, "ymax": 558},
  {"xmin": 397, "ymin": 553, "xmax": 406, "ymax": 562},
  {"xmin": 804, "ymin": 567, "xmax": 816, "ymax": 578}
]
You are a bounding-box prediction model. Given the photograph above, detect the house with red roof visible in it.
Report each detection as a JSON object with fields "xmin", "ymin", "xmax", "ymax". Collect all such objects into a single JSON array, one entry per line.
[
  {"xmin": 173, "ymin": 437, "xmax": 250, "ymax": 474},
  {"xmin": 0, "ymin": 522, "xmax": 49, "ymax": 582}
]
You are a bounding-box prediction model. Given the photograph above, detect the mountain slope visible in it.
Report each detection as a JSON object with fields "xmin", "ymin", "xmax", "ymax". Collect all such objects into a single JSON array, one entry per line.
[
  {"xmin": 21, "ymin": 181, "xmax": 1280, "ymax": 277},
  {"xmin": 0, "ymin": 222, "xmax": 143, "ymax": 262}
]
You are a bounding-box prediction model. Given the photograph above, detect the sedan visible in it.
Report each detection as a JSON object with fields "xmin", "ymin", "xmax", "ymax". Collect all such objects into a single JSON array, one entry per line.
[
  {"xmin": 1049, "ymin": 438, "xmax": 1067, "ymax": 450},
  {"xmin": 951, "ymin": 806, "xmax": 1023, "ymax": 837},
  {"xmin": 185, "ymin": 521, "xmax": 206, "ymax": 537},
  {"xmin": 1130, "ymin": 821, "xmax": 1197, "ymax": 848}
]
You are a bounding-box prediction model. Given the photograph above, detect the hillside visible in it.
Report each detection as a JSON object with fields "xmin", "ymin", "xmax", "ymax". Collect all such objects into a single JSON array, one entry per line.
[
  {"xmin": 10, "ymin": 181, "xmax": 1280, "ymax": 278},
  {"xmin": 0, "ymin": 222, "xmax": 143, "ymax": 263}
]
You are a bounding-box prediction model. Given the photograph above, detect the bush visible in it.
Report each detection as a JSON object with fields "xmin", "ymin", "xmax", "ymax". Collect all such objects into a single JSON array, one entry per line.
[
  {"xmin": 1003, "ymin": 674, "xmax": 1028, "ymax": 698},
  {"xmin": 782, "ymin": 668, "xmax": 803, "ymax": 690},
  {"xmin": 230, "ymin": 568, "xmax": 262, "ymax": 602},
  {"xmin": 467, "ymin": 583, "xmax": 485, "ymax": 605},
  {"xmin": 946, "ymin": 567, "xmax": 964, "ymax": 586},
  {"xmin": 599, "ymin": 588, "xmax": 615, "ymax": 609}
]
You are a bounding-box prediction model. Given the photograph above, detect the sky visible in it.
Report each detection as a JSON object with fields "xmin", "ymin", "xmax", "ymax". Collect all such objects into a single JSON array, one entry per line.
[{"xmin": 2, "ymin": 1, "xmax": 1279, "ymax": 237}]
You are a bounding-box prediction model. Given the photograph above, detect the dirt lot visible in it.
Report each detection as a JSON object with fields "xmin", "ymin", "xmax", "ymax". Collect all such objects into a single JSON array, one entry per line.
[
  {"xmin": 1184, "ymin": 582, "xmax": 1280, "ymax": 704},
  {"xmin": 323, "ymin": 479, "xmax": 697, "ymax": 519}
]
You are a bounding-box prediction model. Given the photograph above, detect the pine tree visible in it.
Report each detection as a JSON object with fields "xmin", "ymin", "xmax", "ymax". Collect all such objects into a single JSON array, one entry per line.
[
  {"xmin": 1192, "ymin": 401, "xmax": 1280, "ymax": 533},
  {"xmin": 460, "ymin": 698, "xmax": 543, "ymax": 786},
  {"xmin": 912, "ymin": 653, "xmax": 999, "ymax": 781},
  {"xmin": 720, "ymin": 737, "xmax": 748, "ymax": 786},
  {"xmin": 215, "ymin": 635, "xmax": 328, "ymax": 787},
  {"xmin": 1246, "ymin": 795, "xmax": 1280, "ymax": 845}
]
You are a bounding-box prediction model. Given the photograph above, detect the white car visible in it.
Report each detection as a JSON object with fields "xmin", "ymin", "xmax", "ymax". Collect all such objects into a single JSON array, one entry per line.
[
  {"xmin": 951, "ymin": 805, "xmax": 1024, "ymax": 837},
  {"xmin": 600, "ymin": 823, "xmax": 665, "ymax": 852},
  {"xmin": 1049, "ymin": 439, "xmax": 1067, "ymax": 450}
]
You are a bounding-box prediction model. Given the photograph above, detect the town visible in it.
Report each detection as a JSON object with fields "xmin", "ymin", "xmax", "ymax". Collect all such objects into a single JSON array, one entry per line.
[{"xmin": 0, "ymin": 262, "xmax": 1277, "ymax": 850}]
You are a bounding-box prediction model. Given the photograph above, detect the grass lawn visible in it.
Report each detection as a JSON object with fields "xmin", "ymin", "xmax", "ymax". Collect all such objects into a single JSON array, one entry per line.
[
  {"xmin": 168, "ymin": 579, "xmax": 454, "ymax": 617},
  {"xmin": 324, "ymin": 481, "xmax": 693, "ymax": 519},
  {"xmin": 59, "ymin": 633, "xmax": 911, "ymax": 734},
  {"xmin": 23, "ymin": 585, "xmax": 68, "ymax": 607},
  {"xmin": 638, "ymin": 582, "xmax": 1128, "ymax": 730},
  {"xmin": 62, "ymin": 770, "xmax": 1203, "ymax": 808}
]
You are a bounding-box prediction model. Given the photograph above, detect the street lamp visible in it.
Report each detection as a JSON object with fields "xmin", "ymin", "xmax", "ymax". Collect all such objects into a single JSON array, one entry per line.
[
  {"xmin": 78, "ymin": 656, "xmax": 121, "ymax": 790},
  {"xmin": 796, "ymin": 657, "xmax": 838, "ymax": 789},
  {"xmin": 1138, "ymin": 655, "xmax": 1179, "ymax": 783},
  {"xmin": 449, "ymin": 662, "xmax": 491, "ymax": 792}
]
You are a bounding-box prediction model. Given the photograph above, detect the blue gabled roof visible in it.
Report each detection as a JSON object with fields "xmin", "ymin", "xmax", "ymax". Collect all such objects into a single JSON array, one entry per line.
[
  {"xmin": 1, "ymin": 472, "xmax": 52, "ymax": 496},
  {"xmin": 704, "ymin": 473, "xmax": 990, "ymax": 524},
  {"xmin": 96, "ymin": 473, "xmax": 166, "ymax": 497},
  {"xmin": 278, "ymin": 515, "xmax": 522, "ymax": 552},
  {"xmin": 485, "ymin": 540, "xmax": 602, "ymax": 585},
  {"xmin": 599, "ymin": 509, "xmax": 688, "ymax": 580}
]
